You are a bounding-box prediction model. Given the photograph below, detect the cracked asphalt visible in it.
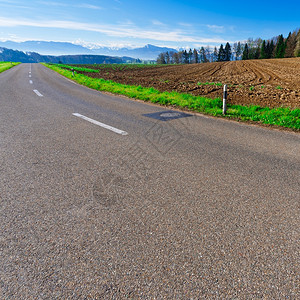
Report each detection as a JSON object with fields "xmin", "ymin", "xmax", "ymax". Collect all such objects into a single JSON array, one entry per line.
[{"xmin": 0, "ymin": 63, "xmax": 299, "ymax": 299}]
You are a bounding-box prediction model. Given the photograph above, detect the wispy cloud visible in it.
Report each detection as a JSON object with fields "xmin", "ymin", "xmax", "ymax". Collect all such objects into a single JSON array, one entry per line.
[
  {"xmin": 152, "ymin": 20, "xmax": 166, "ymax": 26},
  {"xmin": 207, "ymin": 25, "xmax": 225, "ymax": 33},
  {"xmin": 77, "ymin": 4, "xmax": 103, "ymax": 10},
  {"xmin": 38, "ymin": 1, "xmax": 67, "ymax": 7},
  {"xmin": 0, "ymin": 17, "xmax": 229, "ymax": 44},
  {"xmin": 38, "ymin": 1, "xmax": 102, "ymax": 9},
  {"xmin": 0, "ymin": 0, "xmax": 33, "ymax": 9},
  {"xmin": 178, "ymin": 22, "xmax": 193, "ymax": 27}
]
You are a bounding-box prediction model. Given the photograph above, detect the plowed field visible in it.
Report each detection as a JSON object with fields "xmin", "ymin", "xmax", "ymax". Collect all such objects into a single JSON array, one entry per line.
[{"xmin": 74, "ymin": 58, "xmax": 300, "ymax": 108}]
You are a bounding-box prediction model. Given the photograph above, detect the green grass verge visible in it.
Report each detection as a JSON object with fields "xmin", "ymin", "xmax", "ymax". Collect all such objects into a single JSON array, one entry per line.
[
  {"xmin": 43, "ymin": 63, "xmax": 300, "ymax": 130},
  {"xmin": 0, "ymin": 62, "xmax": 21, "ymax": 73}
]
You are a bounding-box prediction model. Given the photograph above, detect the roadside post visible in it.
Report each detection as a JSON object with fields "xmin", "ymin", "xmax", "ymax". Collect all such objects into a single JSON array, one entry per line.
[
  {"xmin": 71, "ymin": 68, "xmax": 75, "ymax": 77},
  {"xmin": 223, "ymin": 84, "xmax": 227, "ymax": 115}
]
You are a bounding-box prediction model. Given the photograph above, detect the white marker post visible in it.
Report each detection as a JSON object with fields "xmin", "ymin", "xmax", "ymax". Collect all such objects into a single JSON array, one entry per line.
[
  {"xmin": 71, "ymin": 68, "xmax": 75, "ymax": 77},
  {"xmin": 223, "ymin": 84, "xmax": 227, "ymax": 115}
]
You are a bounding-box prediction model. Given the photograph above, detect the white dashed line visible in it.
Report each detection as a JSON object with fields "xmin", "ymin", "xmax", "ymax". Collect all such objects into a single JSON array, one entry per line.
[
  {"xmin": 29, "ymin": 80, "xmax": 33, "ymax": 84},
  {"xmin": 33, "ymin": 90, "xmax": 43, "ymax": 97},
  {"xmin": 29, "ymin": 75, "xmax": 32, "ymax": 78},
  {"xmin": 72, "ymin": 113, "xmax": 128, "ymax": 136}
]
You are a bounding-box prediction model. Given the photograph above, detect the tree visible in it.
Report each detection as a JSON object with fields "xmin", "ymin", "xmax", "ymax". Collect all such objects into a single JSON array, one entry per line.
[
  {"xmin": 269, "ymin": 40, "xmax": 275, "ymax": 58},
  {"xmin": 275, "ymin": 34, "xmax": 286, "ymax": 58},
  {"xmin": 188, "ymin": 49, "xmax": 193, "ymax": 63},
  {"xmin": 169, "ymin": 51, "xmax": 176, "ymax": 64},
  {"xmin": 205, "ymin": 46, "xmax": 212, "ymax": 62},
  {"xmin": 213, "ymin": 47, "xmax": 218, "ymax": 62},
  {"xmin": 265, "ymin": 40, "xmax": 275, "ymax": 59},
  {"xmin": 173, "ymin": 52, "xmax": 180, "ymax": 64},
  {"xmin": 199, "ymin": 47, "xmax": 208, "ymax": 63},
  {"xmin": 233, "ymin": 42, "xmax": 242, "ymax": 60},
  {"xmin": 224, "ymin": 42, "xmax": 232, "ymax": 61},
  {"xmin": 165, "ymin": 51, "xmax": 170, "ymax": 64},
  {"xmin": 193, "ymin": 48, "xmax": 199, "ymax": 63},
  {"xmin": 218, "ymin": 44, "xmax": 226, "ymax": 61},
  {"xmin": 285, "ymin": 31, "xmax": 297, "ymax": 58},
  {"xmin": 203, "ymin": 47, "xmax": 209, "ymax": 63},
  {"xmin": 260, "ymin": 40, "xmax": 267, "ymax": 59},
  {"xmin": 157, "ymin": 53, "xmax": 166, "ymax": 64},
  {"xmin": 294, "ymin": 29, "xmax": 300, "ymax": 57},
  {"xmin": 242, "ymin": 43, "xmax": 249, "ymax": 60},
  {"xmin": 177, "ymin": 51, "xmax": 184, "ymax": 63},
  {"xmin": 183, "ymin": 50, "xmax": 189, "ymax": 64}
]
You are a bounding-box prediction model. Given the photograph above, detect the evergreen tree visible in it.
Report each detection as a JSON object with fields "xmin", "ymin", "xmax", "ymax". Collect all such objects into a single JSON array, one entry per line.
[
  {"xmin": 254, "ymin": 47, "xmax": 260, "ymax": 59},
  {"xmin": 218, "ymin": 44, "xmax": 226, "ymax": 61},
  {"xmin": 199, "ymin": 47, "xmax": 209, "ymax": 63},
  {"xmin": 260, "ymin": 40, "xmax": 267, "ymax": 59},
  {"xmin": 269, "ymin": 40, "xmax": 275, "ymax": 58},
  {"xmin": 242, "ymin": 43, "xmax": 249, "ymax": 60},
  {"xmin": 193, "ymin": 48, "xmax": 199, "ymax": 63},
  {"xmin": 224, "ymin": 42, "xmax": 232, "ymax": 61},
  {"xmin": 183, "ymin": 50, "xmax": 189, "ymax": 64},
  {"xmin": 275, "ymin": 34, "xmax": 286, "ymax": 58},
  {"xmin": 265, "ymin": 41, "xmax": 271, "ymax": 59},
  {"xmin": 188, "ymin": 49, "xmax": 193, "ymax": 63}
]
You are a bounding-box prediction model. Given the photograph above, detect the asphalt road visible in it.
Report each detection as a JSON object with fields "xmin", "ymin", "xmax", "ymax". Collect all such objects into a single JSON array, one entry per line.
[{"xmin": 0, "ymin": 63, "xmax": 299, "ymax": 299}]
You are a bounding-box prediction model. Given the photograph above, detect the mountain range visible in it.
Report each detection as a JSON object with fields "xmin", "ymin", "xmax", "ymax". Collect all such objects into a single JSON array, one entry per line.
[
  {"xmin": 0, "ymin": 41, "xmax": 177, "ymax": 60},
  {"xmin": 0, "ymin": 47, "xmax": 137, "ymax": 64}
]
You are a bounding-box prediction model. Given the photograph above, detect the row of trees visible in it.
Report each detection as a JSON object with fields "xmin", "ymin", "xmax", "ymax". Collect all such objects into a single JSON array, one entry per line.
[
  {"xmin": 157, "ymin": 28, "xmax": 300, "ymax": 64},
  {"xmin": 157, "ymin": 43, "xmax": 235, "ymax": 64}
]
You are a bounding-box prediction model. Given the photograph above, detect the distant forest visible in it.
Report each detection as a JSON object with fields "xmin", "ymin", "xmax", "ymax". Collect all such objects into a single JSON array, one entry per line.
[{"xmin": 157, "ymin": 28, "xmax": 300, "ymax": 64}]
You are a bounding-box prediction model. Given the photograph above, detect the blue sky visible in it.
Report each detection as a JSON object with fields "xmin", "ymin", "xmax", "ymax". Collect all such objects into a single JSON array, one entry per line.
[{"xmin": 0, "ymin": 0, "xmax": 299, "ymax": 49}]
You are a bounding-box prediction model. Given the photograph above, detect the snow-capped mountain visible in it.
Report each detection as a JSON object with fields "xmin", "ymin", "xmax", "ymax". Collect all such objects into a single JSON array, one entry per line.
[{"xmin": 0, "ymin": 41, "xmax": 177, "ymax": 60}]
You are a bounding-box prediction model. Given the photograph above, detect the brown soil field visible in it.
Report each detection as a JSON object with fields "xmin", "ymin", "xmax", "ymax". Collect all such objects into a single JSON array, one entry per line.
[{"xmin": 75, "ymin": 57, "xmax": 300, "ymax": 108}]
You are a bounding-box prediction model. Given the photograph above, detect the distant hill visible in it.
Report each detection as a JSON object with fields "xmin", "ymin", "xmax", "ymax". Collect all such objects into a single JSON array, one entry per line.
[
  {"xmin": 0, "ymin": 41, "xmax": 177, "ymax": 60},
  {"xmin": 0, "ymin": 47, "xmax": 135, "ymax": 64}
]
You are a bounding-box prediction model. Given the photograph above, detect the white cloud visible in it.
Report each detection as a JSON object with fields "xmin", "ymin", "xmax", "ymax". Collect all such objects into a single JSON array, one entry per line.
[
  {"xmin": 178, "ymin": 22, "xmax": 193, "ymax": 27},
  {"xmin": 38, "ymin": 1, "xmax": 67, "ymax": 7},
  {"xmin": 0, "ymin": 17, "xmax": 230, "ymax": 44},
  {"xmin": 152, "ymin": 20, "xmax": 166, "ymax": 26},
  {"xmin": 207, "ymin": 25, "xmax": 225, "ymax": 33},
  {"xmin": 77, "ymin": 4, "xmax": 103, "ymax": 10},
  {"xmin": 38, "ymin": 2, "xmax": 102, "ymax": 9}
]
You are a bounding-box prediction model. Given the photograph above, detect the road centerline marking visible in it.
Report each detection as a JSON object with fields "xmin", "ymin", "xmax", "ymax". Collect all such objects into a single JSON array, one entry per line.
[
  {"xmin": 33, "ymin": 90, "xmax": 43, "ymax": 97},
  {"xmin": 72, "ymin": 113, "xmax": 128, "ymax": 136},
  {"xmin": 29, "ymin": 80, "xmax": 33, "ymax": 84}
]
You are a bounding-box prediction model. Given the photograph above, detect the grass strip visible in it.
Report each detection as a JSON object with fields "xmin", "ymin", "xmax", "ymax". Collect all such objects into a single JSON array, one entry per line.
[
  {"xmin": 0, "ymin": 62, "xmax": 21, "ymax": 73},
  {"xmin": 43, "ymin": 63, "xmax": 300, "ymax": 130},
  {"xmin": 55, "ymin": 64, "xmax": 100, "ymax": 73}
]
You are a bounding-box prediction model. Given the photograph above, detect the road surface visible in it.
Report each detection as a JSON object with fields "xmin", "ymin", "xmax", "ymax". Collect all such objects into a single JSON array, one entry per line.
[{"xmin": 0, "ymin": 64, "xmax": 299, "ymax": 298}]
